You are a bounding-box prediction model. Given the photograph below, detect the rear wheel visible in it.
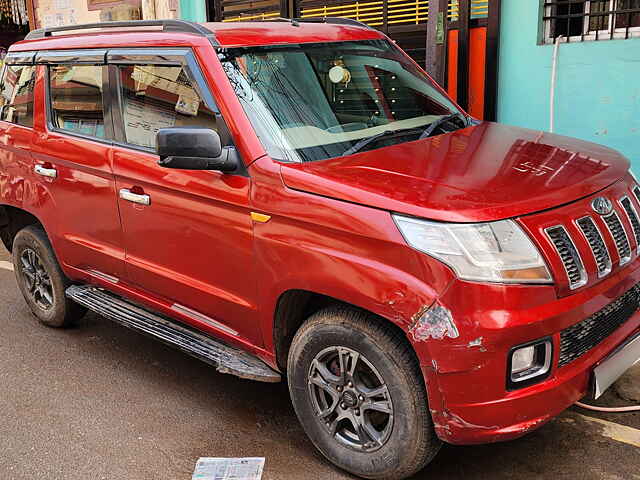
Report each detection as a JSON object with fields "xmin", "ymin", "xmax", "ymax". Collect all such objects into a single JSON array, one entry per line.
[
  {"xmin": 287, "ymin": 306, "xmax": 440, "ymax": 480},
  {"xmin": 12, "ymin": 225, "xmax": 86, "ymax": 327}
]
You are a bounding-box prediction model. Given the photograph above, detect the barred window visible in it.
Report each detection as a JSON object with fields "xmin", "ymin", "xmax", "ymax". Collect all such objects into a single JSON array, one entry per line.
[{"xmin": 542, "ymin": 0, "xmax": 640, "ymax": 43}]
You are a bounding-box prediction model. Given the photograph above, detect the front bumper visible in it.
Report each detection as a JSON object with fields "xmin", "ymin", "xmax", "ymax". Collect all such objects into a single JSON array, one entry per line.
[{"xmin": 415, "ymin": 257, "xmax": 640, "ymax": 445}]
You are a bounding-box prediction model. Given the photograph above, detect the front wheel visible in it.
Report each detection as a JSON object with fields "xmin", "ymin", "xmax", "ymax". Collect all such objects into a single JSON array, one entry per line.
[{"xmin": 288, "ymin": 306, "xmax": 441, "ymax": 480}]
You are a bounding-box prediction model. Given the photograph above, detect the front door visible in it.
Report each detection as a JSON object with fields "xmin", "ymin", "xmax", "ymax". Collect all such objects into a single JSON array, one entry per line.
[{"xmin": 109, "ymin": 50, "xmax": 259, "ymax": 345}]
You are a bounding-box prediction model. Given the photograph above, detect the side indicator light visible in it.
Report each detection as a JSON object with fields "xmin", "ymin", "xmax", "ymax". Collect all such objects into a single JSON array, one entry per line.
[{"xmin": 250, "ymin": 212, "xmax": 271, "ymax": 223}]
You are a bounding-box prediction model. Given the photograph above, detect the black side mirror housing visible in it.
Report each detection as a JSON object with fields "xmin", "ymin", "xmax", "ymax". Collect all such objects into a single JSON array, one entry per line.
[{"xmin": 156, "ymin": 127, "xmax": 238, "ymax": 172}]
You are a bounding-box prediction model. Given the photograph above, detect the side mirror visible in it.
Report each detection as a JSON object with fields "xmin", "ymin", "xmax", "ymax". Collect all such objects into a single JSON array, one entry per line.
[{"xmin": 156, "ymin": 127, "xmax": 238, "ymax": 172}]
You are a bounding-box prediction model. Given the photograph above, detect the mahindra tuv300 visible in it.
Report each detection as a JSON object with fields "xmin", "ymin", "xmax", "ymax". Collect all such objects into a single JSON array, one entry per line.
[{"xmin": 1, "ymin": 18, "xmax": 639, "ymax": 480}]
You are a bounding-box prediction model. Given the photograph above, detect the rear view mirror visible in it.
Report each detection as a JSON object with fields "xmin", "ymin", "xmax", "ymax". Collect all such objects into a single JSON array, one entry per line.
[{"xmin": 156, "ymin": 128, "xmax": 238, "ymax": 172}]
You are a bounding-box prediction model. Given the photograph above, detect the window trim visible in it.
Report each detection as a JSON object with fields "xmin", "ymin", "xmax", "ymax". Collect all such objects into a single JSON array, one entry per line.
[
  {"xmin": 35, "ymin": 49, "xmax": 108, "ymax": 65},
  {"xmin": 541, "ymin": 0, "xmax": 640, "ymax": 44},
  {"xmin": 0, "ymin": 63, "xmax": 6, "ymax": 121},
  {"xmin": 3, "ymin": 52, "xmax": 36, "ymax": 65}
]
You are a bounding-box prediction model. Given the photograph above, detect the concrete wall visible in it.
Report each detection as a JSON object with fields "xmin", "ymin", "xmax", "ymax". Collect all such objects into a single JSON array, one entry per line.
[
  {"xmin": 35, "ymin": 0, "xmax": 101, "ymax": 27},
  {"xmin": 497, "ymin": 0, "xmax": 640, "ymax": 169},
  {"xmin": 33, "ymin": 0, "xmax": 179, "ymax": 27}
]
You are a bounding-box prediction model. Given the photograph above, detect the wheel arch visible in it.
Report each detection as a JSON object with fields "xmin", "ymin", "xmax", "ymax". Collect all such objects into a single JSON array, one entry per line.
[
  {"xmin": 272, "ymin": 289, "xmax": 424, "ymax": 379},
  {"xmin": 0, "ymin": 205, "xmax": 46, "ymax": 252}
]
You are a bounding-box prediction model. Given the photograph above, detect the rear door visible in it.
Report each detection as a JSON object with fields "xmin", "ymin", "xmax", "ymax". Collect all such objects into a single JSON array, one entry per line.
[
  {"xmin": 29, "ymin": 50, "xmax": 125, "ymax": 282},
  {"xmin": 0, "ymin": 54, "xmax": 37, "ymax": 223},
  {"xmin": 108, "ymin": 49, "xmax": 259, "ymax": 345}
]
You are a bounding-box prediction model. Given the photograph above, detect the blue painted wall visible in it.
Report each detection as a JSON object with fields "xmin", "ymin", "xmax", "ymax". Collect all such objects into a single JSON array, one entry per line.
[
  {"xmin": 497, "ymin": 0, "xmax": 640, "ymax": 169},
  {"xmin": 180, "ymin": 0, "xmax": 207, "ymax": 22}
]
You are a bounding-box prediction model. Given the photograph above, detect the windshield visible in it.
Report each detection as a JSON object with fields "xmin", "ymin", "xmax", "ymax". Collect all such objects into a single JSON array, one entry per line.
[{"xmin": 218, "ymin": 39, "xmax": 466, "ymax": 163}]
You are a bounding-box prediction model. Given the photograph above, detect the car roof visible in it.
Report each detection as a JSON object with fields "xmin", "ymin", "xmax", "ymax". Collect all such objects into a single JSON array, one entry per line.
[
  {"xmin": 10, "ymin": 20, "xmax": 385, "ymax": 52},
  {"xmin": 203, "ymin": 21, "xmax": 384, "ymax": 46}
]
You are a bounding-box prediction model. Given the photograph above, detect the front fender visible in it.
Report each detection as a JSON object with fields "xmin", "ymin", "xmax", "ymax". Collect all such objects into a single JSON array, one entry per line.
[{"xmin": 249, "ymin": 157, "xmax": 455, "ymax": 356}]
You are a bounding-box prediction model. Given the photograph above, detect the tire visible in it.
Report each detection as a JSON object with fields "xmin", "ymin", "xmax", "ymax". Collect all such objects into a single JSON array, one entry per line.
[
  {"xmin": 12, "ymin": 225, "xmax": 86, "ymax": 327},
  {"xmin": 288, "ymin": 306, "xmax": 441, "ymax": 480}
]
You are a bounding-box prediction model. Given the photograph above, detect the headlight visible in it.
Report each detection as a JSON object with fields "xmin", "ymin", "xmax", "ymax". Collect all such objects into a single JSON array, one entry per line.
[{"xmin": 393, "ymin": 215, "xmax": 553, "ymax": 284}]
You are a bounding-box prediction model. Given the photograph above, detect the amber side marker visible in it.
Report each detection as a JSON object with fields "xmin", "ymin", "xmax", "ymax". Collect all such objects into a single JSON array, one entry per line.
[{"xmin": 251, "ymin": 212, "xmax": 272, "ymax": 223}]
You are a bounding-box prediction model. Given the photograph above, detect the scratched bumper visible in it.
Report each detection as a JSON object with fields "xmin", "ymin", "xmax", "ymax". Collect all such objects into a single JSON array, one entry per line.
[{"xmin": 413, "ymin": 258, "xmax": 640, "ymax": 445}]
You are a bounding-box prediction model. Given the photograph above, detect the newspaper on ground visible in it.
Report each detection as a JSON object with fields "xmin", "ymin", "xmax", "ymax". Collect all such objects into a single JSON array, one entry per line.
[{"xmin": 191, "ymin": 457, "xmax": 265, "ymax": 480}]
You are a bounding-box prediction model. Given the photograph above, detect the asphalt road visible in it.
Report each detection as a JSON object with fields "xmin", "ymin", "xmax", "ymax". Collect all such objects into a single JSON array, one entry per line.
[{"xmin": 0, "ymin": 248, "xmax": 638, "ymax": 480}]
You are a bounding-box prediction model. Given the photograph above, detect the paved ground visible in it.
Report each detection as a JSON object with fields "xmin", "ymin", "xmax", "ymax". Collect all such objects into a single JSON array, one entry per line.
[{"xmin": 0, "ymin": 248, "xmax": 638, "ymax": 480}]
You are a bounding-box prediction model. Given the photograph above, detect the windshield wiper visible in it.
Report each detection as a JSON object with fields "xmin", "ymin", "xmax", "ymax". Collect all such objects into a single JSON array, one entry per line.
[
  {"xmin": 341, "ymin": 127, "xmax": 422, "ymax": 156},
  {"xmin": 340, "ymin": 113, "xmax": 469, "ymax": 157},
  {"xmin": 418, "ymin": 113, "xmax": 468, "ymax": 140}
]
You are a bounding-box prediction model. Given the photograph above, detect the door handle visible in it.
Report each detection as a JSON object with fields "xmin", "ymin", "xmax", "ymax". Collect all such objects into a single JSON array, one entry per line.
[
  {"xmin": 34, "ymin": 164, "xmax": 57, "ymax": 179},
  {"xmin": 119, "ymin": 188, "xmax": 151, "ymax": 206}
]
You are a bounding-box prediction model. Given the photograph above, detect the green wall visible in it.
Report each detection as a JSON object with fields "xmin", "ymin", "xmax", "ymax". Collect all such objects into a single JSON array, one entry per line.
[
  {"xmin": 497, "ymin": 0, "xmax": 640, "ymax": 168},
  {"xmin": 180, "ymin": 0, "xmax": 207, "ymax": 22}
]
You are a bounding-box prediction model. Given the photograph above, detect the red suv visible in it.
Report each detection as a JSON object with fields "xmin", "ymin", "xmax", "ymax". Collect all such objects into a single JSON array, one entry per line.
[{"xmin": 1, "ymin": 19, "xmax": 639, "ymax": 480}]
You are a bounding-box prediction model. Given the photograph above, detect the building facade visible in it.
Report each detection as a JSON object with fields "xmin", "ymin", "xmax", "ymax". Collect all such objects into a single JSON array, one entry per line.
[
  {"xmin": 29, "ymin": 0, "xmax": 179, "ymax": 28},
  {"xmin": 0, "ymin": 0, "xmax": 29, "ymax": 56},
  {"xmin": 498, "ymin": 0, "xmax": 640, "ymax": 167}
]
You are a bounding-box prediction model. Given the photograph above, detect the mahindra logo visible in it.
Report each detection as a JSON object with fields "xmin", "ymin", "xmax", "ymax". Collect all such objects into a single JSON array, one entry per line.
[{"xmin": 591, "ymin": 197, "xmax": 613, "ymax": 216}]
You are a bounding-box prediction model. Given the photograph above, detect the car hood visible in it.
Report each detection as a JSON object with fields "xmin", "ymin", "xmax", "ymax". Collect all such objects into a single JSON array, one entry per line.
[{"xmin": 279, "ymin": 122, "xmax": 630, "ymax": 222}]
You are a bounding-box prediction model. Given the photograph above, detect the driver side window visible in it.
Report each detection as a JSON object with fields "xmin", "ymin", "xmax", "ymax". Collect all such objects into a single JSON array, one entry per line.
[{"xmin": 117, "ymin": 64, "xmax": 219, "ymax": 149}]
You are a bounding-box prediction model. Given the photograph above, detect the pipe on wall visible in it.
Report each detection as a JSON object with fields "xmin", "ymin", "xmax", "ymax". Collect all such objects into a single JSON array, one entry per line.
[{"xmin": 549, "ymin": 36, "xmax": 562, "ymax": 133}]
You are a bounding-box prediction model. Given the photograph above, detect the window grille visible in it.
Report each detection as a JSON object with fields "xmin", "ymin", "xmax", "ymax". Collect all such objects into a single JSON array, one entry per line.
[
  {"xmin": 542, "ymin": 0, "xmax": 640, "ymax": 43},
  {"xmin": 221, "ymin": 0, "xmax": 281, "ymax": 22},
  {"xmin": 448, "ymin": 0, "xmax": 489, "ymax": 21},
  {"xmin": 0, "ymin": 0, "xmax": 28, "ymax": 28}
]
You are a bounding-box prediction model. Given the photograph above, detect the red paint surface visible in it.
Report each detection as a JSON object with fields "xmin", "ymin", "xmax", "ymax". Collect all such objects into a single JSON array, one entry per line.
[{"xmin": 2, "ymin": 26, "xmax": 639, "ymax": 446}]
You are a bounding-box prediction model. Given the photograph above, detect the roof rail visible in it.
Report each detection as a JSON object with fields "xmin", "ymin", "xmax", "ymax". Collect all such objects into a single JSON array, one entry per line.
[
  {"xmin": 269, "ymin": 17, "xmax": 372, "ymax": 30},
  {"xmin": 25, "ymin": 19, "xmax": 215, "ymax": 41}
]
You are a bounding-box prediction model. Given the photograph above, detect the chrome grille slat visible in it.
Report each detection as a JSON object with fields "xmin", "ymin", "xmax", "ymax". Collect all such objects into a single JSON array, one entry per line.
[
  {"xmin": 603, "ymin": 211, "xmax": 632, "ymax": 266},
  {"xmin": 633, "ymin": 185, "xmax": 640, "ymax": 205},
  {"xmin": 545, "ymin": 225, "xmax": 587, "ymax": 289},
  {"xmin": 620, "ymin": 196, "xmax": 640, "ymax": 254},
  {"xmin": 576, "ymin": 216, "xmax": 612, "ymax": 278}
]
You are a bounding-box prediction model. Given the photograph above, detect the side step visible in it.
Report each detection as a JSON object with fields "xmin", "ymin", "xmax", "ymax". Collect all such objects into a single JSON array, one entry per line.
[{"xmin": 66, "ymin": 285, "xmax": 281, "ymax": 383}]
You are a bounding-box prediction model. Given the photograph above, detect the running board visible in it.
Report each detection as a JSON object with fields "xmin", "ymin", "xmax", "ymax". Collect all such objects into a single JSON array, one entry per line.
[{"xmin": 66, "ymin": 285, "xmax": 281, "ymax": 383}]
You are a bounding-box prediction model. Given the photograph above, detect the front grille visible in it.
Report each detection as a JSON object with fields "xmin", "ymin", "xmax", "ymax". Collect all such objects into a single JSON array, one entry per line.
[
  {"xmin": 576, "ymin": 216, "xmax": 611, "ymax": 278},
  {"xmin": 534, "ymin": 186, "xmax": 640, "ymax": 289},
  {"xmin": 559, "ymin": 283, "xmax": 640, "ymax": 366},
  {"xmin": 620, "ymin": 196, "xmax": 640, "ymax": 252},
  {"xmin": 545, "ymin": 225, "xmax": 586, "ymax": 289},
  {"xmin": 603, "ymin": 211, "xmax": 631, "ymax": 265}
]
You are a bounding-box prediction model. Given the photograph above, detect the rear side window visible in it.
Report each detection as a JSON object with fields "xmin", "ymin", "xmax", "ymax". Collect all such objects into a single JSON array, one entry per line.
[
  {"xmin": 49, "ymin": 65, "xmax": 106, "ymax": 139},
  {"xmin": 117, "ymin": 65, "xmax": 218, "ymax": 148},
  {"xmin": 0, "ymin": 64, "xmax": 35, "ymax": 127}
]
